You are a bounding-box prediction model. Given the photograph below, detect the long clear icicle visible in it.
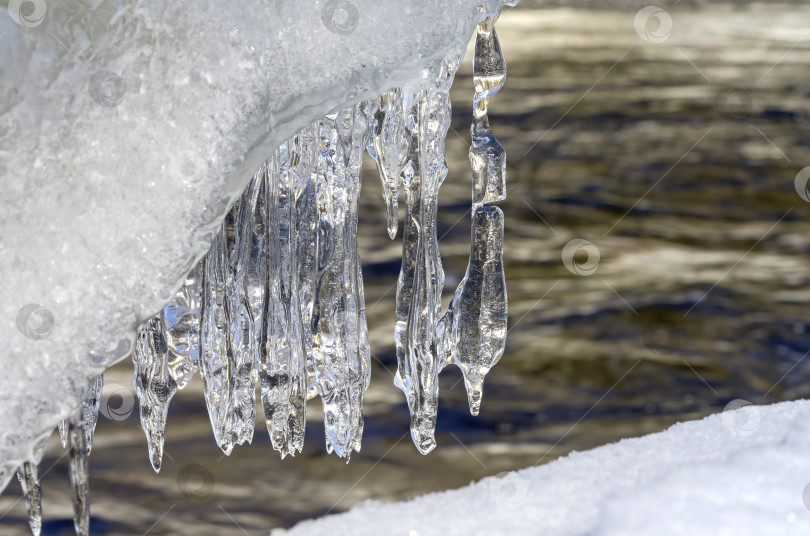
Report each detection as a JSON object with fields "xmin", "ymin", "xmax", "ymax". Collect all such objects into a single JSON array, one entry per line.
[
  {"xmin": 67, "ymin": 411, "xmax": 89, "ymax": 536},
  {"xmin": 337, "ymin": 105, "xmax": 372, "ymax": 455},
  {"xmin": 82, "ymin": 375, "xmax": 103, "ymax": 455},
  {"xmin": 228, "ymin": 194, "xmax": 257, "ymax": 447},
  {"xmin": 306, "ymin": 108, "xmax": 371, "ymax": 459},
  {"xmin": 201, "ymin": 211, "xmax": 239, "ymax": 455},
  {"xmin": 369, "ymin": 90, "xmax": 409, "ymax": 239},
  {"xmin": 132, "ymin": 262, "xmax": 203, "ymax": 472},
  {"xmin": 16, "ymin": 462, "xmax": 41, "ymax": 536},
  {"xmin": 262, "ymin": 139, "xmax": 307, "ymax": 458},
  {"xmin": 438, "ymin": 15, "xmax": 509, "ymax": 415},
  {"xmin": 132, "ymin": 315, "xmax": 173, "ymax": 471},
  {"xmin": 394, "ymin": 54, "xmax": 458, "ymax": 453}
]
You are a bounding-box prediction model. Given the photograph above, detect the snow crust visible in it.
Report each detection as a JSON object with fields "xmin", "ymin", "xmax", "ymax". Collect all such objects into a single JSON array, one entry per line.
[
  {"xmin": 278, "ymin": 400, "xmax": 810, "ymax": 536},
  {"xmin": 0, "ymin": 0, "xmax": 511, "ymax": 490}
]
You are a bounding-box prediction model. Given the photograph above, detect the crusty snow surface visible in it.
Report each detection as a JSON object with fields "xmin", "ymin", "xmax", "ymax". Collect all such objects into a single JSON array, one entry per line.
[{"xmin": 278, "ymin": 400, "xmax": 810, "ymax": 536}]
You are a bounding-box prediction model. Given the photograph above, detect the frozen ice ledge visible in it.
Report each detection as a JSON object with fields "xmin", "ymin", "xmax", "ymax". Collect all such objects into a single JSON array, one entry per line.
[{"xmin": 0, "ymin": 0, "xmax": 517, "ymax": 495}]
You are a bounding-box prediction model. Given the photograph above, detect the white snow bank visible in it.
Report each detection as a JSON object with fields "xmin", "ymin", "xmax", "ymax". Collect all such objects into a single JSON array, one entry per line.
[
  {"xmin": 278, "ymin": 400, "xmax": 810, "ymax": 536},
  {"xmin": 0, "ymin": 0, "xmax": 513, "ymax": 490}
]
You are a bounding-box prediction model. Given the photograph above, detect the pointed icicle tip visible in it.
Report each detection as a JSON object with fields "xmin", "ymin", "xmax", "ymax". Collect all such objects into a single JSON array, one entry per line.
[
  {"xmin": 411, "ymin": 429, "xmax": 437, "ymax": 455},
  {"xmin": 17, "ymin": 462, "xmax": 42, "ymax": 536},
  {"xmin": 386, "ymin": 206, "xmax": 398, "ymax": 240},
  {"xmin": 463, "ymin": 376, "xmax": 485, "ymax": 417},
  {"xmin": 149, "ymin": 446, "xmax": 162, "ymax": 473}
]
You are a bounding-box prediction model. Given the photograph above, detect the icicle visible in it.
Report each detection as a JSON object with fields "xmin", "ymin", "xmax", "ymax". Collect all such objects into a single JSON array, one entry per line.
[
  {"xmin": 307, "ymin": 109, "xmax": 370, "ymax": 460},
  {"xmin": 200, "ymin": 210, "xmax": 238, "ymax": 455},
  {"xmin": 131, "ymin": 262, "xmax": 204, "ymax": 471},
  {"xmin": 471, "ymin": 17, "xmax": 507, "ymax": 206},
  {"xmin": 132, "ymin": 316, "xmax": 173, "ymax": 471},
  {"xmin": 472, "ymin": 17, "xmax": 507, "ymax": 120},
  {"xmin": 228, "ymin": 193, "xmax": 257, "ymax": 447},
  {"xmin": 288, "ymin": 129, "xmax": 317, "ymax": 454},
  {"xmin": 58, "ymin": 419, "xmax": 68, "ymax": 448},
  {"xmin": 164, "ymin": 259, "xmax": 204, "ymax": 390},
  {"xmin": 394, "ymin": 69, "xmax": 456, "ymax": 453},
  {"xmin": 16, "ymin": 462, "xmax": 41, "ymax": 536},
  {"xmin": 293, "ymin": 125, "xmax": 321, "ymax": 408},
  {"xmin": 337, "ymin": 105, "xmax": 372, "ymax": 454},
  {"xmin": 437, "ymin": 207, "xmax": 506, "ymax": 414},
  {"xmin": 59, "ymin": 376, "xmax": 102, "ymax": 454},
  {"xmin": 67, "ymin": 412, "xmax": 89, "ymax": 536},
  {"xmin": 237, "ymin": 168, "xmax": 268, "ymax": 397},
  {"xmin": 439, "ymin": 15, "xmax": 509, "ymax": 415},
  {"xmin": 369, "ymin": 89, "xmax": 409, "ymax": 239},
  {"xmin": 81, "ymin": 375, "xmax": 103, "ymax": 455},
  {"xmin": 262, "ymin": 138, "xmax": 308, "ymax": 458}
]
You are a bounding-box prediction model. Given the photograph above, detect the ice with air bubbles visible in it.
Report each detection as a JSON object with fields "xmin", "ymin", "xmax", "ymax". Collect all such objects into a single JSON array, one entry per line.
[{"xmin": 1, "ymin": 0, "xmax": 517, "ymax": 533}]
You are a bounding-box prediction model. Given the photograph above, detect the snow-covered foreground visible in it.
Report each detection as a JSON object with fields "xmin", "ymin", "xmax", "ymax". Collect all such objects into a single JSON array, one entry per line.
[{"xmin": 279, "ymin": 400, "xmax": 810, "ymax": 536}]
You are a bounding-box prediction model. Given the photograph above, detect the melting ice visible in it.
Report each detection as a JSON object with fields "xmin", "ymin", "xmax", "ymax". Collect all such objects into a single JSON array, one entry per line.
[{"xmin": 6, "ymin": 2, "xmax": 516, "ymax": 534}]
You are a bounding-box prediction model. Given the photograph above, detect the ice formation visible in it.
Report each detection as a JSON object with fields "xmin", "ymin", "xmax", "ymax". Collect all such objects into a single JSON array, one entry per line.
[
  {"xmin": 132, "ymin": 10, "xmax": 511, "ymax": 462},
  {"xmin": 0, "ymin": 0, "xmax": 516, "ymax": 534}
]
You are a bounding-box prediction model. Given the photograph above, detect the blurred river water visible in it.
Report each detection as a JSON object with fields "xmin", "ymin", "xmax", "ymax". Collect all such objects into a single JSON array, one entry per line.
[{"xmin": 3, "ymin": 3, "xmax": 810, "ymax": 534}]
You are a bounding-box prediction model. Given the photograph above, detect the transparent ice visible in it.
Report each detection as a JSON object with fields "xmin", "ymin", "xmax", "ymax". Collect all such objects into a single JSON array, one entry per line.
[{"xmin": 2, "ymin": 0, "xmax": 517, "ymax": 533}]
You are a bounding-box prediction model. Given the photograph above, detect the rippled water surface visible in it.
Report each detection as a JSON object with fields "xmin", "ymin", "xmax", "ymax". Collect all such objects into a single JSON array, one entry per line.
[{"xmin": 3, "ymin": 4, "xmax": 810, "ymax": 534}]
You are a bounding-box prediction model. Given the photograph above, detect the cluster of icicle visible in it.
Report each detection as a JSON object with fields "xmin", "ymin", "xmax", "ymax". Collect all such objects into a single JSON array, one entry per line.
[{"xmin": 11, "ymin": 14, "xmax": 510, "ymax": 536}]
